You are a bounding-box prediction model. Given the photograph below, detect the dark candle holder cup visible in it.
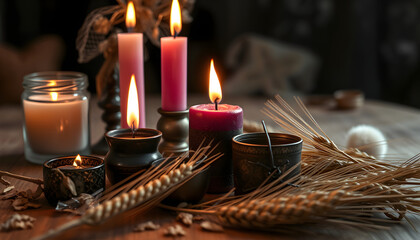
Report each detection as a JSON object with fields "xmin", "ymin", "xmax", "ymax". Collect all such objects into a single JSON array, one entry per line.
[
  {"xmin": 43, "ymin": 155, "xmax": 105, "ymax": 206},
  {"xmin": 232, "ymin": 133, "xmax": 302, "ymax": 195},
  {"xmin": 104, "ymin": 128, "xmax": 162, "ymax": 184}
]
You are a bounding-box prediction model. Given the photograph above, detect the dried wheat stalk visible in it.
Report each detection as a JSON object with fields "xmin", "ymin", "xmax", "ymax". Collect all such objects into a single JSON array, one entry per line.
[{"xmin": 33, "ymin": 145, "xmax": 221, "ymax": 240}]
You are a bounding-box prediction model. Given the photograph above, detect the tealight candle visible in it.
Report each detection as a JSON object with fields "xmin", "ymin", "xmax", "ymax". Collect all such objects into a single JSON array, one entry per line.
[
  {"xmin": 189, "ymin": 59, "xmax": 243, "ymax": 193},
  {"xmin": 43, "ymin": 154, "xmax": 105, "ymax": 206}
]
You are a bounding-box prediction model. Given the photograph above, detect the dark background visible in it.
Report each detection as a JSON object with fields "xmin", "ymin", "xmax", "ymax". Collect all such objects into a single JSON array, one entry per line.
[{"xmin": 2, "ymin": 0, "xmax": 420, "ymax": 107}]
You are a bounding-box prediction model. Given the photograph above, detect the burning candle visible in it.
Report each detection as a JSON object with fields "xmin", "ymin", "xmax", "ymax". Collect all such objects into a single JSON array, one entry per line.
[
  {"xmin": 56, "ymin": 154, "xmax": 91, "ymax": 169},
  {"xmin": 118, "ymin": 1, "xmax": 146, "ymax": 128},
  {"xmin": 22, "ymin": 72, "xmax": 90, "ymax": 164},
  {"xmin": 105, "ymin": 75, "xmax": 162, "ymax": 184},
  {"xmin": 161, "ymin": 0, "xmax": 187, "ymax": 111},
  {"xmin": 43, "ymin": 154, "xmax": 105, "ymax": 205},
  {"xmin": 189, "ymin": 59, "xmax": 243, "ymax": 193}
]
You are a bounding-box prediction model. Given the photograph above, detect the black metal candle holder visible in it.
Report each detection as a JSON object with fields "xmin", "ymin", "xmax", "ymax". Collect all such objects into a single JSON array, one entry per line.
[
  {"xmin": 43, "ymin": 155, "xmax": 105, "ymax": 206},
  {"xmin": 156, "ymin": 108, "xmax": 189, "ymax": 157},
  {"xmin": 104, "ymin": 128, "xmax": 162, "ymax": 184}
]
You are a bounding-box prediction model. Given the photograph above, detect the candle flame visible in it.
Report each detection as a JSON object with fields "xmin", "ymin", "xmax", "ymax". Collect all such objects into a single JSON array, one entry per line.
[
  {"xmin": 48, "ymin": 81, "xmax": 58, "ymax": 101},
  {"xmin": 73, "ymin": 154, "xmax": 82, "ymax": 167},
  {"xmin": 50, "ymin": 92, "xmax": 58, "ymax": 101},
  {"xmin": 209, "ymin": 59, "xmax": 222, "ymax": 104},
  {"xmin": 170, "ymin": 0, "xmax": 182, "ymax": 36},
  {"xmin": 126, "ymin": 1, "xmax": 136, "ymax": 28},
  {"xmin": 127, "ymin": 74, "xmax": 140, "ymax": 129}
]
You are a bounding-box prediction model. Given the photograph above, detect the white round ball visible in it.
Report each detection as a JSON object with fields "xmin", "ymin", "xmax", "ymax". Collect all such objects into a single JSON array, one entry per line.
[{"xmin": 345, "ymin": 125, "xmax": 388, "ymax": 159}]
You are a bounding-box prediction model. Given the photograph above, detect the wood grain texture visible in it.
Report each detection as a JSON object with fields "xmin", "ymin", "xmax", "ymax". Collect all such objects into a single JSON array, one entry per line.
[{"xmin": 1, "ymin": 95, "xmax": 420, "ymax": 239}]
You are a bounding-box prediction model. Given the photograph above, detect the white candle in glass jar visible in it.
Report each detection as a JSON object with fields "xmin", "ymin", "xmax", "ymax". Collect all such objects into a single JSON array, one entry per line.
[{"xmin": 23, "ymin": 94, "xmax": 89, "ymax": 154}]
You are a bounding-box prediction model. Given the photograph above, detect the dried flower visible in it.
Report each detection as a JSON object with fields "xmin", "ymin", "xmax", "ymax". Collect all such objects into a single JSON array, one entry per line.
[
  {"xmin": 163, "ymin": 224, "xmax": 185, "ymax": 237},
  {"xmin": 200, "ymin": 221, "xmax": 224, "ymax": 232},
  {"xmin": 133, "ymin": 221, "xmax": 160, "ymax": 232},
  {"xmin": 176, "ymin": 212, "xmax": 193, "ymax": 226},
  {"xmin": 93, "ymin": 15, "xmax": 111, "ymax": 35},
  {"xmin": 0, "ymin": 214, "xmax": 36, "ymax": 232}
]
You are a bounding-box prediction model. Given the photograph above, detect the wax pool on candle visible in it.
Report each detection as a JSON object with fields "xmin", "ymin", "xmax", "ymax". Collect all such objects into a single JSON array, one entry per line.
[
  {"xmin": 161, "ymin": 37, "xmax": 187, "ymax": 111},
  {"xmin": 23, "ymin": 95, "xmax": 89, "ymax": 155},
  {"xmin": 118, "ymin": 33, "xmax": 146, "ymax": 129},
  {"xmin": 189, "ymin": 104, "xmax": 243, "ymax": 193}
]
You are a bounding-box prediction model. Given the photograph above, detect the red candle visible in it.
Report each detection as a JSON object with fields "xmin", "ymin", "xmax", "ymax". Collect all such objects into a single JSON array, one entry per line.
[
  {"xmin": 189, "ymin": 59, "xmax": 243, "ymax": 193},
  {"xmin": 118, "ymin": 2, "xmax": 146, "ymax": 128},
  {"xmin": 161, "ymin": 0, "xmax": 187, "ymax": 111}
]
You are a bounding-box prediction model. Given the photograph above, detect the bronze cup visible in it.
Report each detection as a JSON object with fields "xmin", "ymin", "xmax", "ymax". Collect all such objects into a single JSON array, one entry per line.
[{"xmin": 232, "ymin": 133, "xmax": 302, "ymax": 194}]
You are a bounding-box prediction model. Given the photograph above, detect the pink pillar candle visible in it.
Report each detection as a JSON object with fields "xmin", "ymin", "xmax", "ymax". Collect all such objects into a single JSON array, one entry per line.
[
  {"xmin": 161, "ymin": 36, "xmax": 187, "ymax": 111},
  {"xmin": 118, "ymin": 33, "xmax": 146, "ymax": 128},
  {"xmin": 189, "ymin": 104, "xmax": 243, "ymax": 193}
]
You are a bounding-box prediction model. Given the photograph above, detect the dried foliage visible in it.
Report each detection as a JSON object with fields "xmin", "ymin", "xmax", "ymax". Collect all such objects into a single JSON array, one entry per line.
[
  {"xmin": 33, "ymin": 145, "xmax": 221, "ymax": 240},
  {"xmin": 133, "ymin": 221, "xmax": 160, "ymax": 232},
  {"xmin": 163, "ymin": 224, "xmax": 185, "ymax": 236},
  {"xmin": 0, "ymin": 171, "xmax": 43, "ymax": 211},
  {"xmin": 172, "ymin": 96, "xmax": 420, "ymax": 233},
  {"xmin": 176, "ymin": 212, "xmax": 193, "ymax": 226},
  {"xmin": 0, "ymin": 214, "xmax": 36, "ymax": 232},
  {"xmin": 200, "ymin": 221, "xmax": 224, "ymax": 232}
]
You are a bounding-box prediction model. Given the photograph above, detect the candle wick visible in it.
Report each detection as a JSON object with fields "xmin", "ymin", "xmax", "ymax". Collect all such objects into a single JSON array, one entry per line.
[
  {"xmin": 131, "ymin": 121, "xmax": 135, "ymax": 138},
  {"xmin": 127, "ymin": 27, "xmax": 134, "ymax": 33},
  {"xmin": 174, "ymin": 30, "xmax": 178, "ymax": 39},
  {"xmin": 215, "ymin": 98, "xmax": 219, "ymax": 110}
]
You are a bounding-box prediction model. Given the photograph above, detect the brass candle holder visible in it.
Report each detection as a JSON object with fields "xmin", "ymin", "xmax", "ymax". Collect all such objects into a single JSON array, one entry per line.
[{"xmin": 156, "ymin": 108, "xmax": 189, "ymax": 157}]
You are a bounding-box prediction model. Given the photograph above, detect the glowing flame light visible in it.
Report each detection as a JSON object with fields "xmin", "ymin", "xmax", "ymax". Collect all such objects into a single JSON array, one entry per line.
[
  {"xmin": 48, "ymin": 81, "xmax": 58, "ymax": 101},
  {"xmin": 126, "ymin": 2, "xmax": 136, "ymax": 28},
  {"xmin": 127, "ymin": 74, "xmax": 140, "ymax": 129},
  {"xmin": 209, "ymin": 59, "xmax": 222, "ymax": 104},
  {"xmin": 170, "ymin": 0, "xmax": 182, "ymax": 36},
  {"xmin": 73, "ymin": 154, "xmax": 82, "ymax": 167}
]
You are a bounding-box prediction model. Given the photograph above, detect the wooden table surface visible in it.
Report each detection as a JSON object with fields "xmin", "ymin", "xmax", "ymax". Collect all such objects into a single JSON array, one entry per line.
[{"xmin": 1, "ymin": 94, "xmax": 420, "ymax": 240}]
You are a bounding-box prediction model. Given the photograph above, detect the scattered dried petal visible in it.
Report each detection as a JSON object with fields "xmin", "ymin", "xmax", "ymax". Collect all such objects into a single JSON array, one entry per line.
[
  {"xmin": 176, "ymin": 202, "xmax": 188, "ymax": 209},
  {"xmin": 54, "ymin": 169, "xmax": 77, "ymax": 197},
  {"xmin": 200, "ymin": 221, "xmax": 224, "ymax": 232},
  {"xmin": 0, "ymin": 214, "xmax": 36, "ymax": 232},
  {"xmin": 176, "ymin": 212, "xmax": 193, "ymax": 226},
  {"xmin": 164, "ymin": 224, "xmax": 185, "ymax": 237},
  {"xmin": 2, "ymin": 185, "xmax": 15, "ymax": 194},
  {"xmin": 133, "ymin": 221, "xmax": 160, "ymax": 232},
  {"xmin": 1, "ymin": 189, "xmax": 18, "ymax": 200},
  {"xmin": 12, "ymin": 196, "xmax": 41, "ymax": 211}
]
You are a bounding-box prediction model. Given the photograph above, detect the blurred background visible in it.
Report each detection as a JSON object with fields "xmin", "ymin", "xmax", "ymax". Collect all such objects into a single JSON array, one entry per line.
[{"xmin": 1, "ymin": 0, "xmax": 420, "ymax": 108}]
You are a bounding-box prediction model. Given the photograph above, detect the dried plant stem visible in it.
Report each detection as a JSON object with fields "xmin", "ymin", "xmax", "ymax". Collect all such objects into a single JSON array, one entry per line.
[{"xmin": 0, "ymin": 171, "xmax": 43, "ymax": 185}]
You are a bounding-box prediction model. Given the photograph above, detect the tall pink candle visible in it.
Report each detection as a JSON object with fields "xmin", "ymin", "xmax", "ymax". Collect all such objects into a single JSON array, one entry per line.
[
  {"xmin": 118, "ymin": 33, "xmax": 145, "ymax": 128},
  {"xmin": 160, "ymin": 0, "xmax": 187, "ymax": 111},
  {"xmin": 161, "ymin": 37, "xmax": 187, "ymax": 111},
  {"xmin": 118, "ymin": 2, "xmax": 145, "ymax": 129}
]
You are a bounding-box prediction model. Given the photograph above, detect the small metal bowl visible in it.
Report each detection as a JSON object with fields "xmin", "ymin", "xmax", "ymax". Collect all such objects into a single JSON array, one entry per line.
[
  {"xmin": 152, "ymin": 158, "xmax": 210, "ymax": 204},
  {"xmin": 43, "ymin": 155, "xmax": 105, "ymax": 206}
]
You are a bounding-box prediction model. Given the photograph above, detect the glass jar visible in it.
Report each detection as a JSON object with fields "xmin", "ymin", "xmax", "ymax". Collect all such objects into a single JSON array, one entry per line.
[{"xmin": 22, "ymin": 72, "xmax": 90, "ymax": 164}]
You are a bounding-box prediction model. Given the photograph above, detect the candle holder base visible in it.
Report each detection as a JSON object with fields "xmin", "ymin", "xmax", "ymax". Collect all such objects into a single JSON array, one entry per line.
[{"xmin": 157, "ymin": 108, "xmax": 189, "ymax": 157}]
